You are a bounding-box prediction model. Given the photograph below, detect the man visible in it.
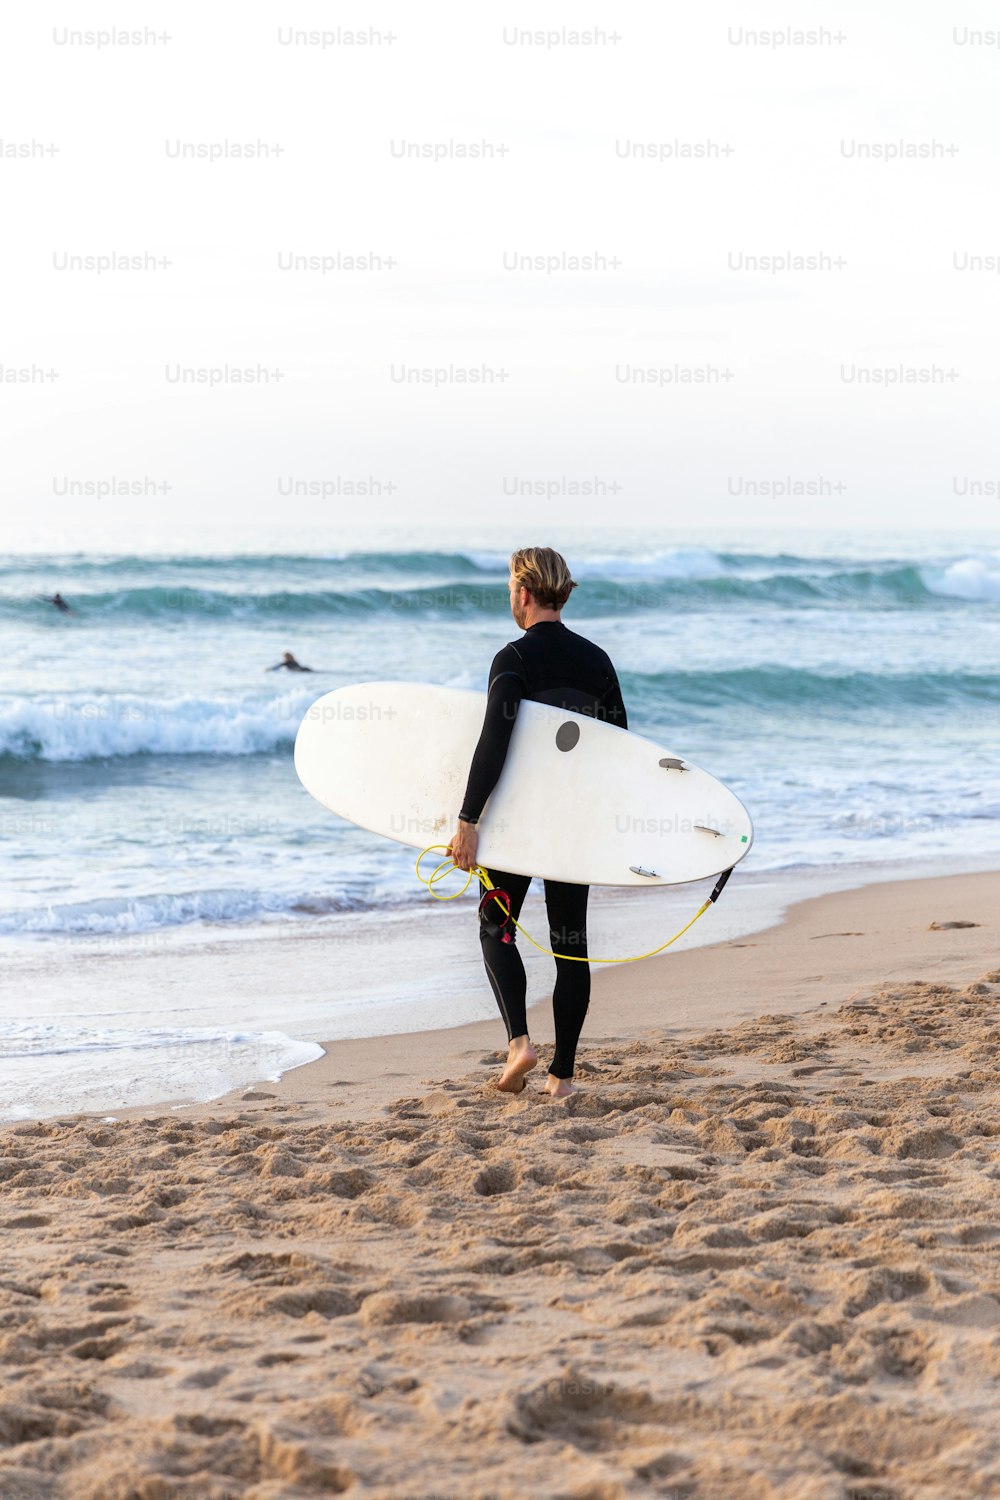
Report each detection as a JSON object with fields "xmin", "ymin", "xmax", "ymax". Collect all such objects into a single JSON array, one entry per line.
[
  {"xmin": 448, "ymin": 547, "xmax": 627, "ymax": 1100},
  {"xmin": 264, "ymin": 651, "xmax": 313, "ymax": 672}
]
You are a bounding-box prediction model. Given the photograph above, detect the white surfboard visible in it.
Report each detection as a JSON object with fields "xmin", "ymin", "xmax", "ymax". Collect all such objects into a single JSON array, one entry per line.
[{"xmin": 294, "ymin": 682, "xmax": 752, "ymax": 887}]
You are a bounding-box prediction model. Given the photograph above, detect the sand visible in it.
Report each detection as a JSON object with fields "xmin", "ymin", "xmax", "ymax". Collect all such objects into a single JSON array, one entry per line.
[{"xmin": 0, "ymin": 870, "xmax": 998, "ymax": 1499}]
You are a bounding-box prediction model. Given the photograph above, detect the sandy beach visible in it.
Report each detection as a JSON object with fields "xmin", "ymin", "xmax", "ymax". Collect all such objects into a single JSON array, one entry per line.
[
  {"xmin": 7, "ymin": 2, "xmax": 1000, "ymax": 1491},
  {"xmin": 1, "ymin": 869, "xmax": 998, "ymax": 1498}
]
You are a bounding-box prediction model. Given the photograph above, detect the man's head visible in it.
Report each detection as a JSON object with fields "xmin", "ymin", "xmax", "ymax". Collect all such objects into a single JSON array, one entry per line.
[{"xmin": 508, "ymin": 547, "xmax": 577, "ymax": 629}]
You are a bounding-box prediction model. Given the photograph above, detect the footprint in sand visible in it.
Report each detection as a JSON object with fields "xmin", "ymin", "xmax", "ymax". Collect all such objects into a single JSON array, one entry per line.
[
  {"xmin": 473, "ymin": 1162, "xmax": 518, "ymax": 1196},
  {"xmin": 69, "ymin": 1333, "xmax": 127, "ymax": 1361},
  {"xmin": 507, "ymin": 1366, "xmax": 665, "ymax": 1448},
  {"xmin": 359, "ymin": 1290, "xmax": 474, "ymax": 1326},
  {"xmin": 116, "ymin": 1359, "xmax": 171, "ymax": 1379},
  {"xmin": 180, "ymin": 1364, "xmax": 231, "ymax": 1388}
]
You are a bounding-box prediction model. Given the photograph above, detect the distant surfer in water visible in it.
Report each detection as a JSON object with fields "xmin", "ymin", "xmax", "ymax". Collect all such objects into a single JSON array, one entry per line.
[
  {"xmin": 42, "ymin": 592, "xmax": 72, "ymax": 613},
  {"xmin": 448, "ymin": 547, "xmax": 628, "ymax": 1101},
  {"xmin": 265, "ymin": 652, "xmax": 313, "ymax": 672}
]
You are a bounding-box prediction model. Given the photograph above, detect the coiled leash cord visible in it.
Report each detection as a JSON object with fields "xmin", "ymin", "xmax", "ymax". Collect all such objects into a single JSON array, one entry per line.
[{"xmin": 415, "ymin": 843, "xmax": 734, "ymax": 964}]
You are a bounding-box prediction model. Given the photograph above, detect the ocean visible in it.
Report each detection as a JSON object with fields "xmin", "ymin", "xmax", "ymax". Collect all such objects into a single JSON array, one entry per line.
[{"xmin": 2, "ymin": 528, "xmax": 998, "ymax": 1119}]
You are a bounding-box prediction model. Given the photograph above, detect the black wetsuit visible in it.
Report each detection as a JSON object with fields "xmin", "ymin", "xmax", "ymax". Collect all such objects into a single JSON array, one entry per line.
[{"xmin": 459, "ymin": 621, "xmax": 628, "ymax": 1079}]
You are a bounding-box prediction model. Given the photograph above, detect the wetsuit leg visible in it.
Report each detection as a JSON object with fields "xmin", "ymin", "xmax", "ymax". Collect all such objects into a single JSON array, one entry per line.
[
  {"xmin": 478, "ymin": 867, "xmax": 532, "ymax": 1042},
  {"xmin": 542, "ymin": 879, "xmax": 590, "ymax": 1079}
]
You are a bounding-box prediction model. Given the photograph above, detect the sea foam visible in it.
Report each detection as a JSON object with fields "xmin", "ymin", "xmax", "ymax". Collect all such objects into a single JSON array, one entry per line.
[{"xmin": 0, "ymin": 688, "xmax": 315, "ymax": 762}]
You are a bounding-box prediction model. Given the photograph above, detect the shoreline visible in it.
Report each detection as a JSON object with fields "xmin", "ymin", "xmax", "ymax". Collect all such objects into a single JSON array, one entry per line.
[{"xmin": 12, "ymin": 865, "xmax": 995, "ymax": 1133}]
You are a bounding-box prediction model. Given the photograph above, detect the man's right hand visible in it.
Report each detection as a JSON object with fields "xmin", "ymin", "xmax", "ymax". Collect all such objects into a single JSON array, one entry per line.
[{"xmin": 448, "ymin": 821, "xmax": 479, "ymax": 872}]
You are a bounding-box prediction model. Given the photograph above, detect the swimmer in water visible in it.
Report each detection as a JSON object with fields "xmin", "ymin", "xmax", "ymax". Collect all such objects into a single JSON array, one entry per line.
[
  {"xmin": 265, "ymin": 651, "xmax": 313, "ymax": 672},
  {"xmin": 42, "ymin": 593, "xmax": 72, "ymax": 613}
]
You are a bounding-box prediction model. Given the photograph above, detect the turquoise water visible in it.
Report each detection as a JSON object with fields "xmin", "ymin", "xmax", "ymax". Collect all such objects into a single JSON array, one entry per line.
[{"xmin": 1, "ymin": 536, "xmax": 998, "ymax": 942}]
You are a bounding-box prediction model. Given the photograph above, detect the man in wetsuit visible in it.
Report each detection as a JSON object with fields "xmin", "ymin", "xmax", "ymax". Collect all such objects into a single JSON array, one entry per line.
[
  {"xmin": 265, "ymin": 652, "xmax": 313, "ymax": 672},
  {"xmin": 448, "ymin": 547, "xmax": 627, "ymax": 1100}
]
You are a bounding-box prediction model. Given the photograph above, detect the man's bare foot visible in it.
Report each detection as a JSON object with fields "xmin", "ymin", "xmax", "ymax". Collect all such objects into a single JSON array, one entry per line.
[
  {"xmin": 544, "ymin": 1075, "xmax": 579, "ymax": 1099},
  {"xmin": 495, "ymin": 1037, "xmax": 538, "ymax": 1093}
]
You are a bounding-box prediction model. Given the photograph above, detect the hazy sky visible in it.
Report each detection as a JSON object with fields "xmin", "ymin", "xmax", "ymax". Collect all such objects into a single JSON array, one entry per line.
[{"xmin": 3, "ymin": 0, "xmax": 1000, "ymax": 543}]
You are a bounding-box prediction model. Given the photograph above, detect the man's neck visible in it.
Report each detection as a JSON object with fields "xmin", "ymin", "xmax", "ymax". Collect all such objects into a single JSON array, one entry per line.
[{"xmin": 524, "ymin": 610, "xmax": 561, "ymax": 629}]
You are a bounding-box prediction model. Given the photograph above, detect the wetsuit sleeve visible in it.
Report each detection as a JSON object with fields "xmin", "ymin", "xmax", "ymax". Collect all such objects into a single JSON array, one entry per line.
[
  {"xmin": 458, "ymin": 646, "xmax": 526, "ymax": 823},
  {"xmin": 601, "ymin": 667, "xmax": 628, "ymax": 731}
]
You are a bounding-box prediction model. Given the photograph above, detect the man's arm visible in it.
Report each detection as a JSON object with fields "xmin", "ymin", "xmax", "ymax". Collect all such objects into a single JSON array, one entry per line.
[
  {"xmin": 457, "ymin": 646, "xmax": 526, "ymax": 824},
  {"xmin": 600, "ymin": 666, "xmax": 628, "ymax": 731}
]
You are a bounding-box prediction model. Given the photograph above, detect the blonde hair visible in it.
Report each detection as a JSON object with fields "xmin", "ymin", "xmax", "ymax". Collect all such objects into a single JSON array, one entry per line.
[{"xmin": 509, "ymin": 547, "xmax": 577, "ymax": 610}]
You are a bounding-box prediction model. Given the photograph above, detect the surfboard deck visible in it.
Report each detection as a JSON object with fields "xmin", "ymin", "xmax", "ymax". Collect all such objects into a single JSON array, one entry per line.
[{"xmin": 294, "ymin": 682, "xmax": 752, "ymax": 887}]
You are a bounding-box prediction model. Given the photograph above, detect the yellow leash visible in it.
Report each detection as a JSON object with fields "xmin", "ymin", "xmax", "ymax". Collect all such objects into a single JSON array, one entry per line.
[{"xmin": 414, "ymin": 843, "xmax": 733, "ymax": 965}]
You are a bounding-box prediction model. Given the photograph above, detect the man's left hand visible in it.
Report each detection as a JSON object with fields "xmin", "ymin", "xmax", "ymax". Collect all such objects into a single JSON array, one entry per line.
[{"xmin": 448, "ymin": 821, "xmax": 479, "ymax": 872}]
